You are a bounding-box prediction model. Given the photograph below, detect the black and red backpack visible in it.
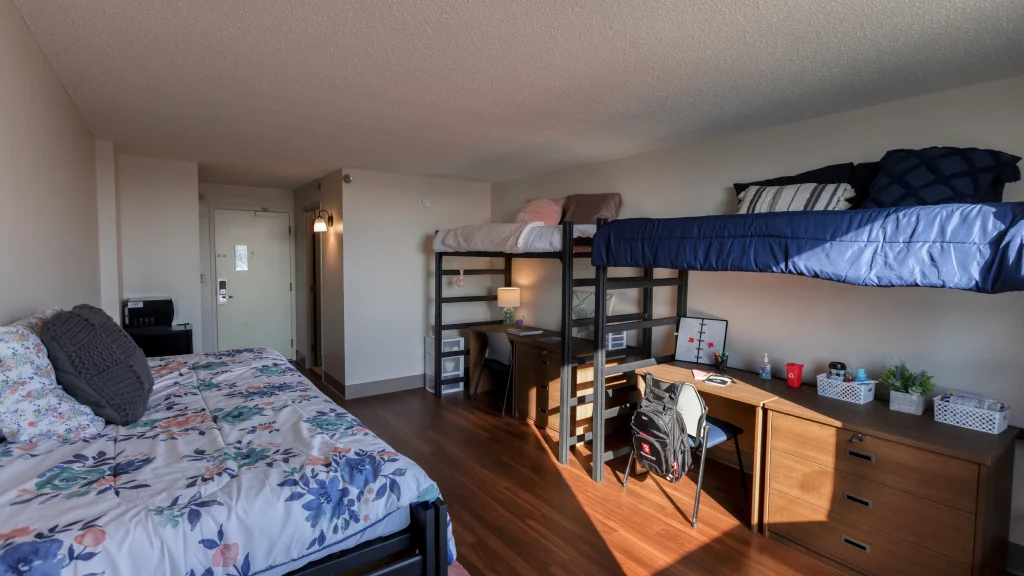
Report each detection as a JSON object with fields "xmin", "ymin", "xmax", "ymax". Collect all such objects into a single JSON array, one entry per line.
[{"xmin": 629, "ymin": 373, "xmax": 692, "ymax": 482}]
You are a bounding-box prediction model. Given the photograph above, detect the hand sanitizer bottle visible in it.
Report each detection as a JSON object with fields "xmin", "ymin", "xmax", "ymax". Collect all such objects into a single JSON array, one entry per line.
[{"xmin": 760, "ymin": 353, "xmax": 771, "ymax": 380}]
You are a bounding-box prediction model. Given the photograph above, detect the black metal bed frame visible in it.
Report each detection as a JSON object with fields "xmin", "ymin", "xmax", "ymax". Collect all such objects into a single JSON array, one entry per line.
[
  {"xmin": 290, "ymin": 498, "xmax": 449, "ymax": 576},
  {"xmin": 585, "ymin": 217, "xmax": 689, "ymax": 482},
  {"xmin": 433, "ymin": 220, "xmax": 688, "ymax": 481}
]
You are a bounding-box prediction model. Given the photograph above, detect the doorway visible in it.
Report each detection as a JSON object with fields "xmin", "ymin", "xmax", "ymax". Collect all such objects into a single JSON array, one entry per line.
[
  {"xmin": 214, "ymin": 209, "xmax": 294, "ymax": 358},
  {"xmin": 305, "ymin": 209, "xmax": 324, "ymax": 374}
]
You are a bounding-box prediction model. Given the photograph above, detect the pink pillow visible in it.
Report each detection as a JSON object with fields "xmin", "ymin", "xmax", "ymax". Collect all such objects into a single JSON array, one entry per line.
[{"xmin": 515, "ymin": 199, "xmax": 562, "ymax": 225}]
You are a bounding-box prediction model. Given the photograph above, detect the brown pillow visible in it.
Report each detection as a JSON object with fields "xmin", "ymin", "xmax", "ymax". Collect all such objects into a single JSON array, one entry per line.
[{"xmin": 561, "ymin": 193, "xmax": 622, "ymax": 225}]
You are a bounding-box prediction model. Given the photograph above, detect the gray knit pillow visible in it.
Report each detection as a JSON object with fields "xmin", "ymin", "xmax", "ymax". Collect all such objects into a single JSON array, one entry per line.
[{"xmin": 42, "ymin": 305, "xmax": 154, "ymax": 425}]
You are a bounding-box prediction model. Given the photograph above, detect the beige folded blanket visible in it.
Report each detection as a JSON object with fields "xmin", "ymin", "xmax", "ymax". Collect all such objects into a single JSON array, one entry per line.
[{"xmin": 433, "ymin": 222, "xmax": 542, "ymax": 253}]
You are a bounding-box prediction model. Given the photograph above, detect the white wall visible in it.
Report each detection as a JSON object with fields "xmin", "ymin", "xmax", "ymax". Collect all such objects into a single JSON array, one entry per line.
[
  {"xmin": 342, "ymin": 169, "xmax": 491, "ymax": 387},
  {"xmin": 295, "ymin": 172, "xmax": 345, "ymax": 383},
  {"xmin": 198, "ymin": 183, "xmax": 295, "ymax": 353},
  {"xmin": 0, "ymin": 0, "xmax": 99, "ymax": 323},
  {"xmin": 493, "ymin": 74, "xmax": 1024, "ymax": 541},
  {"xmin": 95, "ymin": 139, "xmax": 119, "ymax": 319},
  {"xmin": 117, "ymin": 156, "xmax": 202, "ymax": 351}
]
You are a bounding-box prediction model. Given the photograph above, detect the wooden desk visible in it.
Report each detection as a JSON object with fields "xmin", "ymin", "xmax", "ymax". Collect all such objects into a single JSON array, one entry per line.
[
  {"xmin": 639, "ymin": 361, "xmax": 788, "ymax": 531},
  {"xmin": 762, "ymin": 386, "xmax": 1016, "ymax": 576},
  {"xmin": 468, "ymin": 324, "xmax": 634, "ymax": 438}
]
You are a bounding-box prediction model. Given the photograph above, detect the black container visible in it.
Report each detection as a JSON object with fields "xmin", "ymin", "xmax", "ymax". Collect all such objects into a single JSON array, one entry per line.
[{"xmin": 828, "ymin": 361, "xmax": 847, "ymax": 380}]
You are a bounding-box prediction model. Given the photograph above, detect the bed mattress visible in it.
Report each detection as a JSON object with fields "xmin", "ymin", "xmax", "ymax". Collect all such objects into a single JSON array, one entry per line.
[
  {"xmin": 0, "ymin": 349, "xmax": 455, "ymax": 576},
  {"xmin": 591, "ymin": 202, "xmax": 1024, "ymax": 293},
  {"xmin": 434, "ymin": 223, "xmax": 596, "ymax": 253}
]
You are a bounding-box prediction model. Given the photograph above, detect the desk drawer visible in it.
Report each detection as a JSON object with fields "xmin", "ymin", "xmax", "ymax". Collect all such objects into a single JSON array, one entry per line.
[
  {"xmin": 769, "ymin": 490, "xmax": 970, "ymax": 576},
  {"xmin": 770, "ymin": 412, "xmax": 978, "ymax": 512},
  {"xmin": 769, "ymin": 449, "xmax": 975, "ymax": 564}
]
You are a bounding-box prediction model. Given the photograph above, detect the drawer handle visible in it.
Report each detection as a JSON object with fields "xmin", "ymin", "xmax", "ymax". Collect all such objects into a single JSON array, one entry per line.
[
  {"xmin": 849, "ymin": 433, "xmax": 866, "ymax": 443},
  {"xmin": 540, "ymin": 360, "xmax": 548, "ymax": 365},
  {"xmin": 842, "ymin": 536, "xmax": 870, "ymax": 553},
  {"xmin": 843, "ymin": 492, "xmax": 872, "ymax": 508},
  {"xmin": 846, "ymin": 448, "xmax": 875, "ymax": 463},
  {"xmin": 539, "ymin": 384, "xmax": 548, "ymax": 390}
]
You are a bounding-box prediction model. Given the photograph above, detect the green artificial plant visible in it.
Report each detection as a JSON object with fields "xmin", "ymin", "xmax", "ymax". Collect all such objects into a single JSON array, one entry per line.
[{"xmin": 879, "ymin": 361, "xmax": 935, "ymax": 397}]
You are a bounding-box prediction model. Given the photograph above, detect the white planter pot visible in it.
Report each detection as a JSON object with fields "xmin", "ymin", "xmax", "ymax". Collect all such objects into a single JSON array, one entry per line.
[{"xmin": 889, "ymin": 390, "xmax": 926, "ymax": 415}]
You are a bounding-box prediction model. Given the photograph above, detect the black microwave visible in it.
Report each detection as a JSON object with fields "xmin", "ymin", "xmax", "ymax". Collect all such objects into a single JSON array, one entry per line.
[{"xmin": 123, "ymin": 297, "xmax": 175, "ymax": 328}]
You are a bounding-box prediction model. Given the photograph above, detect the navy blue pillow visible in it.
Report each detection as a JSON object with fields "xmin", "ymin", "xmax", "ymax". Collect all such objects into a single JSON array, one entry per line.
[
  {"xmin": 733, "ymin": 163, "xmax": 854, "ymax": 197},
  {"xmin": 863, "ymin": 147, "xmax": 1021, "ymax": 208}
]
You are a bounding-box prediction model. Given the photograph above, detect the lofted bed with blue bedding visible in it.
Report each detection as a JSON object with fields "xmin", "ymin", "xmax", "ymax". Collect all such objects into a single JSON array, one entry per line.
[{"xmin": 591, "ymin": 202, "xmax": 1024, "ymax": 293}]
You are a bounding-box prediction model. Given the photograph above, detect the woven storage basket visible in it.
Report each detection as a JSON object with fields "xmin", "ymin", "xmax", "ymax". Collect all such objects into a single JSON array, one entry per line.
[
  {"xmin": 933, "ymin": 396, "xmax": 1009, "ymax": 434},
  {"xmin": 816, "ymin": 373, "xmax": 876, "ymax": 404}
]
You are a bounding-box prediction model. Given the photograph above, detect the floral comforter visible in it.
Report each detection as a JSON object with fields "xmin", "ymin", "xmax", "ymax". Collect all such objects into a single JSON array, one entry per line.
[{"xmin": 0, "ymin": 348, "xmax": 455, "ymax": 576}]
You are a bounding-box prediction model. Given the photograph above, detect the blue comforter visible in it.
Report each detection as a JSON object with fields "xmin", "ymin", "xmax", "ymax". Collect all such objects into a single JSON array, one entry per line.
[{"xmin": 591, "ymin": 203, "xmax": 1024, "ymax": 293}]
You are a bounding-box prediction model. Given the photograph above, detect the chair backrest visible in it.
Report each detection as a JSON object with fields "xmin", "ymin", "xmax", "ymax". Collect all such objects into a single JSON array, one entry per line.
[
  {"xmin": 484, "ymin": 330, "xmax": 513, "ymax": 364},
  {"xmin": 676, "ymin": 382, "xmax": 707, "ymax": 441},
  {"xmin": 643, "ymin": 372, "xmax": 707, "ymax": 440}
]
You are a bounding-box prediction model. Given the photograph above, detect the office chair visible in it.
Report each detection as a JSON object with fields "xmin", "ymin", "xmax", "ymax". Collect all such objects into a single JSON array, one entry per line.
[
  {"xmin": 623, "ymin": 373, "xmax": 747, "ymax": 529},
  {"xmin": 471, "ymin": 330, "xmax": 515, "ymax": 417}
]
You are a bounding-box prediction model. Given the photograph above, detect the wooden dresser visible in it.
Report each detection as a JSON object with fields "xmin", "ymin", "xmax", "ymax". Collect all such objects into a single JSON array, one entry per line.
[{"xmin": 764, "ymin": 387, "xmax": 1016, "ymax": 576}]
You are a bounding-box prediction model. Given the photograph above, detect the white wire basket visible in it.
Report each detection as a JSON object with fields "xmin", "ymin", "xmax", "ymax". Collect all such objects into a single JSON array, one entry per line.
[
  {"xmin": 816, "ymin": 373, "xmax": 876, "ymax": 404},
  {"xmin": 933, "ymin": 396, "xmax": 1010, "ymax": 434}
]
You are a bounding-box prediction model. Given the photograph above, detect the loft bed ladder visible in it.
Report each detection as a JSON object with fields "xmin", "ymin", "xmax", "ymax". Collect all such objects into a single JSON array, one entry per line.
[
  {"xmin": 582, "ymin": 217, "xmax": 689, "ymax": 482},
  {"xmin": 432, "ymin": 219, "xmax": 590, "ymax": 466}
]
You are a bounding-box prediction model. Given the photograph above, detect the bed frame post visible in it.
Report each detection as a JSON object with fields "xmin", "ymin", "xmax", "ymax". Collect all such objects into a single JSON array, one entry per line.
[
  {"xmin": 411, "ymin": 499, "xmax": 449, "ymax": 576},
  {"xmin": 558, "ymin": 220, "xmax": 573, "ymax": 465},
  {"xmin": 434, "ymin": 250, "xmax": 444, "ymax": 398},
  {"xmin": 591, "ymin": 218, "xmax": 608, "ymax": 482},
  {"xmin": 677, "ymin": 269, "xmax": 688, "ymax": 318},
  {"xmin": 674, "ymin": 269, "xmax": 688, "ymax": 354},
  {"xmin": 642, "ymin": 267, "xmax": 654, "ymax": 358}
]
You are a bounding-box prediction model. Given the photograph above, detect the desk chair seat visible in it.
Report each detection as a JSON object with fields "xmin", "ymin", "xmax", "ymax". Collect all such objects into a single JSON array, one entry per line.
[{"xmin": 690, "ymin": 416, "xmax": 743, "ymax": 450}]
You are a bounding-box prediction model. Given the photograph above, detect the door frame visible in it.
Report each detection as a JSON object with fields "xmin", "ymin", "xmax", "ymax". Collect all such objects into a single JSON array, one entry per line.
[
  {"xmin": 300, "ymin": 203, "xmax": 326, "ymax": 370},
  {"xmin": 206, "ymin": 206, "xmax": 297, "ymax": 358}
]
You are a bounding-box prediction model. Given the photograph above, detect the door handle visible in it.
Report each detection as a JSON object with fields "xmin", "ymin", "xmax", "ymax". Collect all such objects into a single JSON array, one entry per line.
[
  {"xmin": 846, "ymin": 448, "xmax": 874, "ymax": 463},
  {"xmin": 842, "ymin": 536, "xmax": 870, "ymax": 553},
  {"xmin": 843, "ymin": 492, "xmax": 872, "ymax": 508}
]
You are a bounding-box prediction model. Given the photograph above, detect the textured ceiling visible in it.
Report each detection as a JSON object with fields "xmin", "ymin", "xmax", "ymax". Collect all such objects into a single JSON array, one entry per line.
[{"xmin": 14, "ymin": 0, "xmax": 1024, "ymax": 188}]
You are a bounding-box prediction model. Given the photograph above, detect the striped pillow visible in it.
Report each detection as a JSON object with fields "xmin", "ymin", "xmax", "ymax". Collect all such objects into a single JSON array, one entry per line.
[{"xmin": 737, "ymin": 183, "xmax": 856, "ymax": 214}]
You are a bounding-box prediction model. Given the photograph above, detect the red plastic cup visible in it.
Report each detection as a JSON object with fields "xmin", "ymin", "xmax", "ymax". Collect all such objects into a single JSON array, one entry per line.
[{"xmin": 786, "ymin": 363, "xmax": 804, "ymax": 388}]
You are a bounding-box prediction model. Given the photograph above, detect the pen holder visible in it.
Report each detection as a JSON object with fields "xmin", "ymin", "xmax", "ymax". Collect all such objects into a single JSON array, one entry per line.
[{"xmin": 714, "ymin": 356, "xmax": 729, "ymax": 372}]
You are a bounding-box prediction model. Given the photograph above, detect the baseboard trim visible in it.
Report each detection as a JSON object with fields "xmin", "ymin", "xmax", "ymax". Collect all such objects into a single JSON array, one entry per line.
[
  {"xmin": 322, "ymin": 370, "xmax": 345, "ymax": 398},
  {"xmin": 1008, "ymin": 541, "xmax": 1024, "ymax": 575},
  {"xmin": 345, "ymin": 374, "xmax": 423, "ymax": 400}
]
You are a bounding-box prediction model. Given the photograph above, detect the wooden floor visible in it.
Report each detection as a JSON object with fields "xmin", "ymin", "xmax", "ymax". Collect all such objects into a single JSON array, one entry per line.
[{"xmin": 312, "ymin": 378, "xmax": 843, "ymax": 576}]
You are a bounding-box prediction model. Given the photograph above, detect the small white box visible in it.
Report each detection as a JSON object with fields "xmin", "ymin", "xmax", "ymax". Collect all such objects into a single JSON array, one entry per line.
[
  {"xmin": 425, "ymin": 333, "xmax": 464, "ymax": 395},
  {"xmin": 933, "ymin": 395, "xmax": 1010, "ymax": 434},
  {"xmin": 605, "ymin": 332, "xmax": 627, "ymax": 350},
  {"xmin": 816, "ymin": 373, "xmax": 876, "ymax": 404}
]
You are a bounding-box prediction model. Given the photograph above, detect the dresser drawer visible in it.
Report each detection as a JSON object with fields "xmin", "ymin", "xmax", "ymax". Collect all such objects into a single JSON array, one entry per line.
[
  {"xmin": 770, "ymin": 412, "xmax": 979, "ymax": 512},
  {"xmin": 768, "ymin": 490, "xmax": 970, "ymax": 576},
  {"xmin": 769, "ymin": 449, "xmax": 975, "ymax": 564}
]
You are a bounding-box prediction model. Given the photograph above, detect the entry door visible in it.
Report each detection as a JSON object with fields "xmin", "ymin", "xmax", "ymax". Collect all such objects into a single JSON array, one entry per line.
[{"xmin": 215, "ymin": 209, "xmax": 292, "ymax": 357}]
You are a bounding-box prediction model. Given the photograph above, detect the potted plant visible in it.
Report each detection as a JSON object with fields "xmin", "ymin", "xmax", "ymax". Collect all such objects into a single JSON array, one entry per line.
[{"xmin": 879, "ymin": 361, "xmax": 935, "ymax": 415}]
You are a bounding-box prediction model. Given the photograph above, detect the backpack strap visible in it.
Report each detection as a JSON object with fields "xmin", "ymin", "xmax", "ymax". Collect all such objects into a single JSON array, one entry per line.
[{"xmin": 642, "ymin": 372, "xmax": 682, "ymax": 403}]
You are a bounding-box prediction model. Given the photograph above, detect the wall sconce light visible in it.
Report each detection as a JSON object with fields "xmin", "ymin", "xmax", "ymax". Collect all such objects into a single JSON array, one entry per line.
[{"xmin": 313, "ymin": 209, "xmax": 333, "ymax": 233}]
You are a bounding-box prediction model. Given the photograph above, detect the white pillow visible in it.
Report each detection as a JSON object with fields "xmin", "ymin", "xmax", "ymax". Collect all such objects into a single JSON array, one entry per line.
[
  {"xmin": 737, "ymin": 183, "xmax": 855, "ymax": 214},
  {"xmin": 0, "ymin": 308, "xmax": 106, "ymax": 443}
]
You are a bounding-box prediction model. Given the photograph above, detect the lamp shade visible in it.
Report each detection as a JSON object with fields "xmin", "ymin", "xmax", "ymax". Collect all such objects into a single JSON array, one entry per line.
[
  {"xmin": 313, "ymin": 217, "xmax": 328, "ymax": 233},
  {"xmin": 497, "ymin": 287, "xmax": 520, "ymax": 308}
]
